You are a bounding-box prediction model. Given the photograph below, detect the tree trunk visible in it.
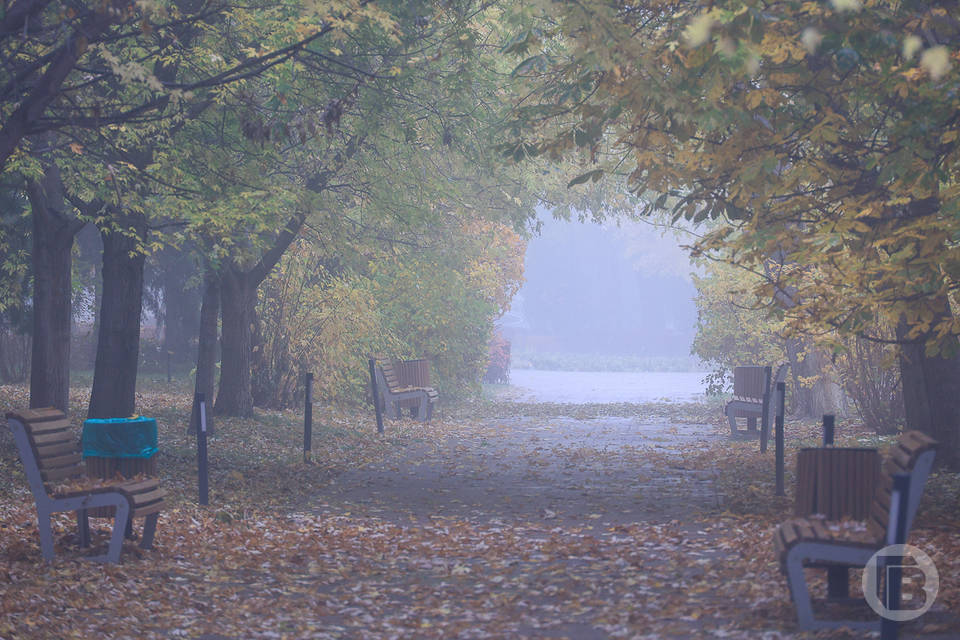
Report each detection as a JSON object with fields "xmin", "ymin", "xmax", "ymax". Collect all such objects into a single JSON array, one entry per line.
[
  {"xmin": 72, "ymin": 223, "xmax": 103, "ymax": 370},
  {"xmin": 213, "ymin": 212, "xmax": 309, "ymax": 417},
  {"xmin": 250, "ymin": 301, "xmax": 274, "ymax": 409},
  {"xmin": 215, "ymin": 265, "xmax": 257, "ymax": 417},
  {"xmin": 897, "ymin": 310, "xmax": 960, "ymax": 471},
  {"xmin": 26, "ymin": 164, "xmax": 82, "ymax": 412},
  {"xmin": 190, "ymin": 267, "xmax": 220, "ymax": 433},
  {"xmin": 88, "ymin": 211, "xmax": 147, "ymax": 419},
  {"xmin": 159, "ymin": 248, "xmax": 200, "ymax": 364},
  {"xmin": 784, "ymin": 337, "xmax": 847, "ymax": 419}
]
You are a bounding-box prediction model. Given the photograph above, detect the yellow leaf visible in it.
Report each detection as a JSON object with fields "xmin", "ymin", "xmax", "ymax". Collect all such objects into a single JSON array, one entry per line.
[{"xmin": 746, "ymin": 91, "xmax": 763, "ymax": 110}]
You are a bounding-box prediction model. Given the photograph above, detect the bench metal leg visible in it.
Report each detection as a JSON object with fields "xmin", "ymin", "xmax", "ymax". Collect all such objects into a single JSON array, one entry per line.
[
  {"xmin": 140, "ymin": 513, "xmax": 159, "ymax": 549},
  {"xmin": 100, "ymin": 498, "xmax": 131, "ymax": 564},
  {"xmin": 785, "ymin": 550, "xmax": 816, "ymax": 630},
  {"xmin": 36, "ymin": 511, "xmax": 56, "ymax": 561},
  {"xmin": 827, "ymin": 566, "xmax": 849, "ymax": 599},
  {"xmin": 77, "ymin": 509, "xmax": 90, "ymax": 548},
  {"xmin": 785, "ymin": 543, "xmax": 880, "ymax": 632}
]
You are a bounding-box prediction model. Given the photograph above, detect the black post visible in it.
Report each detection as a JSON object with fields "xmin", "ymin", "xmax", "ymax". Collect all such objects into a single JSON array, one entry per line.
[
  {"xmin": 197, "ymin": 392, "xmax": 209, "ymax": 506},
  {"xmin": 823, "ymin": 414, "xmax": 835, "ymax": 446},
  {"xmin": 304, "ymin": 372, "xmax": 313, "ymax": 463},
  {"xmin": 823, "ymin": 409, "xmax": 845, "ymax": 597},
  {"xmin": 759, "ymin": 366, "xmax": 772, "ymax": 452},
  {"xmin": 881, "ymin": 473, "xmax": 912, "ymax": 640},
  {"xmin": 368, "ymin": 358, "xmax": 384, "ymax": 434},
  {"xmin": 775, "ymin": 382, "xmax": 786, "ymax": 497}
]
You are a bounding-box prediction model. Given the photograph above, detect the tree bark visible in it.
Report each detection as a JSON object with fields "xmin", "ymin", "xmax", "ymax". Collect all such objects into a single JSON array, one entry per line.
[
  {"xmin": 158, "ymin": 248, "xmax": 201, "ymax": 364},
  {"xmin": 783, "ymin": 337, "xmax": 847, "ymax": 419},
  {"xmin": 213, "ymin": 212, "xmax": 308, "ymax": 417},
  {"xmin": 26, "ymin": 162, "xmax": 83, "ymax": 411},
  {"xmin": 214, "ymin": 265, "xmax": 257, "ymax": 417},
  {"xmin": 87, "ymin": 210, "xmax": 147, "ymax": 419},
  {"xmin": 190, "ymin": 267, "xmax": 220, "ymax": 432},
  {"xmin": 897, "ymin": 308, "xmax": 960, "ymax": 471}
]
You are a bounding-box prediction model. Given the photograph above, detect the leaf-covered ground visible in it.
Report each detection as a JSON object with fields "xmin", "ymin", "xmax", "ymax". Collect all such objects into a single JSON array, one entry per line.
[{"xmin": 1, "ymin": 383, "xmax": 958, "ymax": 639}]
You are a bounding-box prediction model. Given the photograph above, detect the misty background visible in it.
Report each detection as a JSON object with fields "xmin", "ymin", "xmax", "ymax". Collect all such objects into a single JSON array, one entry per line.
[{"xmin": 499, "ymin": 211, "xmax": 702, "ymax": 372}]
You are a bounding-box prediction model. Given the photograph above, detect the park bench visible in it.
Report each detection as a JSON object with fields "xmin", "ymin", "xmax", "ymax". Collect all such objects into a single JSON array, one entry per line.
[
  {"xmin": 6, "ymin": 408, "xmax": 165, "ymax": 563},
  {"xmin": 773, "ymin": 430, "xmax": 937, "ymax": 631},
  {"xmin": 373, "ymin": 359, "xmax": 438, "ymax": 422},
  {"xmin": 724, "ymin": 363, "xmax": 789, "ymax": 436}
]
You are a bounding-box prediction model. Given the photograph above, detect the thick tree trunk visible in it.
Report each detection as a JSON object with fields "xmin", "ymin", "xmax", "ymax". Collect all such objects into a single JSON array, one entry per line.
[
  {"xmin": 72, "ymin": 223, "xmax": 103, "ymax": 370},
  {"xmin": 159, "ymin": 249, "xmax": 200, "ymax": 364},
  {"xmin": 190, "ymin": 268, "xmax": 220, "ymax": 433},
  {"xmin": 213, "ymin": 212, "xmax": 308, "ymax": 417},
  {"xmin": 897, "ymin": 310, "xmax": 960, "ymax": 471},
  {"xmin": 88, "ymin": 211, "xmax": 147, "ymax": 419},
  {"xmin": 26, "ymin": 164, "xmax": 82, "ymax": 412},
  {"xmin": 250, "ymin": 303, "xmax": 274, "ymax": 409},
  {"xmin": 215, "ymin": 265, "xmax": 257, "ymax": 417},
  {"xmin": 784, "ymin": 337, "xmax": 847, "ymax": 419}
]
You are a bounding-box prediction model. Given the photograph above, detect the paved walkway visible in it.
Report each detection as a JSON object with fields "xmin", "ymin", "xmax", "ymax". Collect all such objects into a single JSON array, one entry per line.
[{"xmin": 313, "ymin": 415, "xmax": 721, "ymax": 526}]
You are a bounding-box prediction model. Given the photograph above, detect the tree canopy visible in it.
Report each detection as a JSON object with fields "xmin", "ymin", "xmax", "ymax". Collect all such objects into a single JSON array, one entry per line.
[{"xmin": 502, "ymin": 0, "xmax": 960, "ymax": 466}]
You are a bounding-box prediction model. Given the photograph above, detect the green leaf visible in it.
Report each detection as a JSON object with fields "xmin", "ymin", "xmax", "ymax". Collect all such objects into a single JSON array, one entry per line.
[{"xmin": 567, "ymin": 169, "xmax": 604, "ymax": 187}]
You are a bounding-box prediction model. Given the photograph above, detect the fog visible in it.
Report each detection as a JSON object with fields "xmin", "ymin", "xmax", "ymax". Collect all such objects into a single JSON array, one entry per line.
[{"xmin": 500, "ymin": 210, "xmax": 701, "ymax": 371}]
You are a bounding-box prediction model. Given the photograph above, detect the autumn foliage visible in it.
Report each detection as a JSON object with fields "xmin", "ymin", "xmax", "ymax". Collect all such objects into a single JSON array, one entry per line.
[{"xmin": 252, "ymin": 219, "xmax": 525, "ymax": 406}]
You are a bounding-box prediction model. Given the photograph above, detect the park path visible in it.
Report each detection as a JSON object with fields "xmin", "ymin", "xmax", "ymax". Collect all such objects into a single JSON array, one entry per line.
[
  {"xmin": 292, "ymin": 410, "xmax": 753, "ymax": 639},
  {"xmin": 311, "ymin": 413, "xmax": 722, "ymax": 527},
  {"xmin": 294, "ymin": 409, "xmax": 957, "ymax": 639}
]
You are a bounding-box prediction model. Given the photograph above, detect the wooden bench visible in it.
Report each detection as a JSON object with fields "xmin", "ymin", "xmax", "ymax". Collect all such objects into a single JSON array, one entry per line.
[
  {"xmin": 773, "ymin": 430, "xmax": 937, "ymax": 631},
  {"xmin": 6, "ymin": 408, "xmax": 165, "ymax": 563},
  {"xmin": 373, "ymin": 360, "xmax": 438, "ymax": 422},
  {"xmin": 724, "ymin": 363, "xmax": 788, "ymax": 436}
]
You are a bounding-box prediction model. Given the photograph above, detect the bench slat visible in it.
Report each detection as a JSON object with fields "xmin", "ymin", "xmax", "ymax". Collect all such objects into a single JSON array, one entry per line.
[
  {"xmin": 781, "ymin": 521, "xmax": 799, "ymax": 547},
  {"xmin": 119, "ymin": 479, "xmax": 162, "ymax": 494},
  {"xmin": 39, "ymin": 452, "xmax": 83, "ymax": 470},
  {"xmin": 41, "ymin": 464, "xmax": 86, "ymax": 483},
  {"xmin": 773, "ymin": 528, "xmax": 786, "ymax": 560},
  {"xmin": 900, "ymin": 431, "xmax": 935, "ymax": 457},
  {"xmin": 133, "ymin": 500, "xmax": 165, "ymax": 518},
  {"xmin": 891, "ymin": 445, "xmax": 913, "ymax": 472},
  {"xmin": 810, "ymin": 519, "xmax": 831, "ymax": 541},
  {"xmin": 882, "ymin": 457, "xmax": 909, "ymax": 478},
  {"xmin": 36, "ymin": 442, "xmax": 80, "ymax": 459},
  {"xmin": 32, "ymin": 430, "xmax": 75, "ymax": 446},
  {"xmin": 7, "ymin": 408, "xmax": 64, "ymax": 423},
  {"xmin": 25, "ymin": 418, "xmax": 73, "ymax": 434},
  {"xmin": 127, "ymin": 487, "xmax": 165, "ymax": 506}
]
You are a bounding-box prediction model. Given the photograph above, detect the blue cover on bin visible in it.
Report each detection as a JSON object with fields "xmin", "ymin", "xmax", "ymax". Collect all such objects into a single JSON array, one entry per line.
[{"xmin": 82, "ymin": 417, "xmax": 158, "ymax": 458}]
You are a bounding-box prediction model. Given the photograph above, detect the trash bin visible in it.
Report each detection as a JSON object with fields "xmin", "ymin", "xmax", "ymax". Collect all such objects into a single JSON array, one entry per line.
[
  {"xmin": 795, "ymin": 447, "xmax": 879, "ymax": 520},
  {"xmin": 82, "ymin": 416, "xmax": 159, "ymax": 480}
]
